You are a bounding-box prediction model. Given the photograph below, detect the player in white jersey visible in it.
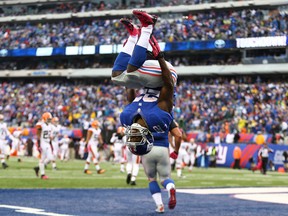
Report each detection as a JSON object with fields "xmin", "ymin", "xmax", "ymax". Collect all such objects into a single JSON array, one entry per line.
[
  {"xmin": 59, "ymin": 135, "xmax": 71, "ymax": 162},
  {"xmin": 50, "ymin": 117, "xmax": 61, "ymax": 169},
  {"xmin": 78, "ymin": 137, "xmax": 86, "ymax": 159},
  {"xmin": 33, "ymin": 112, "xmax": 53, "ymax": 180},
  {"xmin": 83, "ymin": 120, "xmax": 105, "ymax": 174},
  {"xmin": 188, "ymin": 138, "xmax": 197, "ymax": 172},
  {"xmin": 10, "ymin": 127, "xmax": 24, "ymax": 162},
  {"xmin": 0, "ymin": 114, "xmax": 13, "ymax": 169},
  {"xmin": 110, "ymin": 126, "xmax": 126, "ymax": 173},
  {"xmin": 175, "ymin": 139, "xmax": 190, "ymax": 178},
  {"xmin": 125, "ymin": 145, "xmax": 140, "ymax": 186}
]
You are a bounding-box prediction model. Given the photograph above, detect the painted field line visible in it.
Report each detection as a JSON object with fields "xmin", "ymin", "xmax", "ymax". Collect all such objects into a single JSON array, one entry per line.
[{"xmin": 177, "ymin": 187, "xmax": 288, "ymax": 194}]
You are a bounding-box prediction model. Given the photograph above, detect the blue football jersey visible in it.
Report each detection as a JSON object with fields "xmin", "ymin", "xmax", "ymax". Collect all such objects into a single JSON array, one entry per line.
[{"xmin": 120, "ymin": 93, "xmax": 173, "ymax": 148}]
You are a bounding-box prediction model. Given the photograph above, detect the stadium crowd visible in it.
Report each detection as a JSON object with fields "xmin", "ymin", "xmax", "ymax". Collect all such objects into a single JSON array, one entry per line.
[
  {"xmin": 0, "ymin": 8, "xmax": 287, "ymax": 49},
  {"xmin": 0, "ymin": 75, "xmax": 287, "ymax": 144},
  {"xmin": 0, "ymin": 1, "xmax": 252, "ymax": 17}
]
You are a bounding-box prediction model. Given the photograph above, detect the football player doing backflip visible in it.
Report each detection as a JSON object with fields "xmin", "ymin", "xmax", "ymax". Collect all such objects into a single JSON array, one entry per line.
[{"xmin": 112, "ymin": 10, "xmax": 177, "ymax": 213}]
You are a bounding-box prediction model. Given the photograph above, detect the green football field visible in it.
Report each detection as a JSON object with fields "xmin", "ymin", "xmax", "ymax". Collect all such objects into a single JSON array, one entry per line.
[{"xmin": 0, "ymin": 156, "xmax": 287, "ymax": 189}]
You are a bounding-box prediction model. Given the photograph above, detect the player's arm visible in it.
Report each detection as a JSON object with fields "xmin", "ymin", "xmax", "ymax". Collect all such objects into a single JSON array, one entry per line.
[
  {"xmin": 168, "ymin": 132, "xmax": 175, "ymax": 149},
  {"xmin": 86, "ymin": 129, "xmax": 92, "ymax": 145},
  {"xmin": 98, "ymin": 134, "xmax": 104, "ymax": 145},
  {"xmin": 35, "ymin": 124, "xmax": 42, "ymax": 152},
  {"xmin": 171, "ymin": 127, "xmax": 182, "ymax": 154},
  {"xmin": 149, "ymin": 37, "xmax": 174, "ymax": 113},
  {"xmin": 169, "ymin": 120, "xmax": 182, "ymax": 159}
]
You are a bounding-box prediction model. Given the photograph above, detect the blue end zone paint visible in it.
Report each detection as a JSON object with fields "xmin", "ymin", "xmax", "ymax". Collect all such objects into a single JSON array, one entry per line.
[{"xmin": 0, "ymin": 189, "xmax": 288, "ymax": 216}]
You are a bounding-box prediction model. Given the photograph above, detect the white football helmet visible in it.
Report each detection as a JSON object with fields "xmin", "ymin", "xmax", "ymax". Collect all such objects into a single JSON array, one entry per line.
[{"xmin": 125, "ymin": 123, "xmax": 154, "ymax": 155}]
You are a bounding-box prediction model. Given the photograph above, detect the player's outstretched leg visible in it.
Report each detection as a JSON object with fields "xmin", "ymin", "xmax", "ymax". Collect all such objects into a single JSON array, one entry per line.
[{"xmin": 112, "ymin": 18, "xmax": 140, "ymax": 77}]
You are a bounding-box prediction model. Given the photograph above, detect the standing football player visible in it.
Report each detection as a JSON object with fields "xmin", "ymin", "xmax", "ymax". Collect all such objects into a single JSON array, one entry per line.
[
  {"xmin": 34, "ymin": 112, "xmax": 54, "ymax": 179},
  {"xmin": 0, "ymin": 114, "xmax": 13, "ymax": 169},
  {"xmin": 10, "ymin": 127, "xmax": 23, "ymax": 162},
  {"xmin": 110, "ymin": 126, "xmax": 126, "ymax": 173},
  {"xmin": 83, "ymin": 120, "xmax": 105, "ymax": 174},
  {"xmin": 188, "ymin": 138, "xmax": 198, "ymax": 172},
  {"xmin": 59, "ymin": 134, "xmax": 71, "ymax": 162},
  {"xmin": 125, "ymin": 142, "xmax": 140, "ymax": 186},
  {"xmin": 112, "ymin": 10, "xmax": 177, "ymax": 213},
  {"xmin": 78, "ymin": 137, "xmax": 86, "ymax": 159}
]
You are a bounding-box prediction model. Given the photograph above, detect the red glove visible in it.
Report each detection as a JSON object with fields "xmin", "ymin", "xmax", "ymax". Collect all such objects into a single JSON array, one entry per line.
[
  {"xmin": 170, "ymin": 151, "xmax": 178, "ymax": 159},
  {"xmin": 149, "ymin": 35, "xmax": 164, "ymax": 59}
]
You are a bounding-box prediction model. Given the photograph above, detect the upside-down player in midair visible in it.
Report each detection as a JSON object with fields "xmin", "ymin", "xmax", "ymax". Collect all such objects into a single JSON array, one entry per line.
[{"xmin": 112, "ymin": 10, "xmax": 178, "ymax": 213}]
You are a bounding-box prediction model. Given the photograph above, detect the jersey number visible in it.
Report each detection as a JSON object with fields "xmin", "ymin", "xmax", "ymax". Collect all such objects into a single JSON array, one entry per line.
[{"xmin": 134, "ymin": 93, "xmax": 158, "ymax": 103}]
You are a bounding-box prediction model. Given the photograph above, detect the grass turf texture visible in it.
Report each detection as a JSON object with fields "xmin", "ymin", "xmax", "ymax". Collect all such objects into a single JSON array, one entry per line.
[{"xmin": 0, "ymin": 157, "xmax": 287, "ymax": 189}]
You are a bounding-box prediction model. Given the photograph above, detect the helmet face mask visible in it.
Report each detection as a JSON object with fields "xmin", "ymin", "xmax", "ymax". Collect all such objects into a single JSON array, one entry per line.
[{"xmin": 125, "ymin": 123, "xmax": 154, "ymax": 156}]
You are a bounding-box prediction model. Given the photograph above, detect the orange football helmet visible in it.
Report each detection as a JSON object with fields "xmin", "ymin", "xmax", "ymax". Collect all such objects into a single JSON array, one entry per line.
[
  {"xmin": 42, "ymin": 112, "xmax": 52, "ymax": 123},
  {"xmin": 91, "ymin": 120, "xmax": 99, "ymax": 128},
  {"xmin": 52, "ymin": 117, "xmax": 59, "ymax": 124},
  {"xmin": 117, "ymin": 126, "xmax": 125, "ymax": 134}
]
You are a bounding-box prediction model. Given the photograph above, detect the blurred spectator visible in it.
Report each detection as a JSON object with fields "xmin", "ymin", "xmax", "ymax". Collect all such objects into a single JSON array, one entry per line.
[
  {"xmin": 233, "ymin": 145, "xmax": 242, "ymax": 169},
  {"xmin": 233, "ymin": 130, "xmax": 240, "ymax": 143},
  {"xmin": 225, "ymin": 131, "xmax": 234, "ymax": 144},
  {"xmin": 255, "ymin": 130, "xmax": 265, "ymax": 145}
]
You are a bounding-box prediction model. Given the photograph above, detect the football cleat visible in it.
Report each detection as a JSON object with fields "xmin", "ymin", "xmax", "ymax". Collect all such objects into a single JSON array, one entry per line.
[
  {"xmin": 2, "ymin": 163, "xmax": 8, "ymax": 169},
  {"xmin": 126, "ymin": 173, "xmax": 132, "ymax": 184},
  {"xmin": 84, "ymin": 170, "xmax": 92, "ymax": 174},
  {"xmin": 168, "ymin": 188, "xmax": 176, "ymax": 210},
  {"xmin": 155, "ymin": 204, "xmax": 164, "ymax": 213},
  {"xmin": 120, "ymin": 18, "xmax": 139, "ymax": 36},
  {"xmin": 97, "ymin": 169, "xmax": 105, "ymax": 174},
  {"xmin": 130, "ymin": 181, "xmax": 136, "ymax": 186},
  {"xmin": 34, "ymin": 166, "xmax": 39, "ymax": 177},
  {"xmin": 41, "ymin": 175, "xmax": 49, "ymax": 180},
  {"xmin": 133, "ymin": 10, "xmax": 157, "ymax": 27}
]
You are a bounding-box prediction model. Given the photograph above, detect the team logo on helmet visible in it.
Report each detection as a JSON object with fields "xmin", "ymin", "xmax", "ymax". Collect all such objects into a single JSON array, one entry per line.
[{"xmin": 125, "ymin": 123, "xmax": 154, "ymax": 156}]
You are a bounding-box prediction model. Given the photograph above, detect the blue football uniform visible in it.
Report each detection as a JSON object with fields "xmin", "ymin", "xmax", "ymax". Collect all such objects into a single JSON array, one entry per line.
[{"xmin": 120, "ymin": 92, "xmax": 173, "ymax": 148}]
